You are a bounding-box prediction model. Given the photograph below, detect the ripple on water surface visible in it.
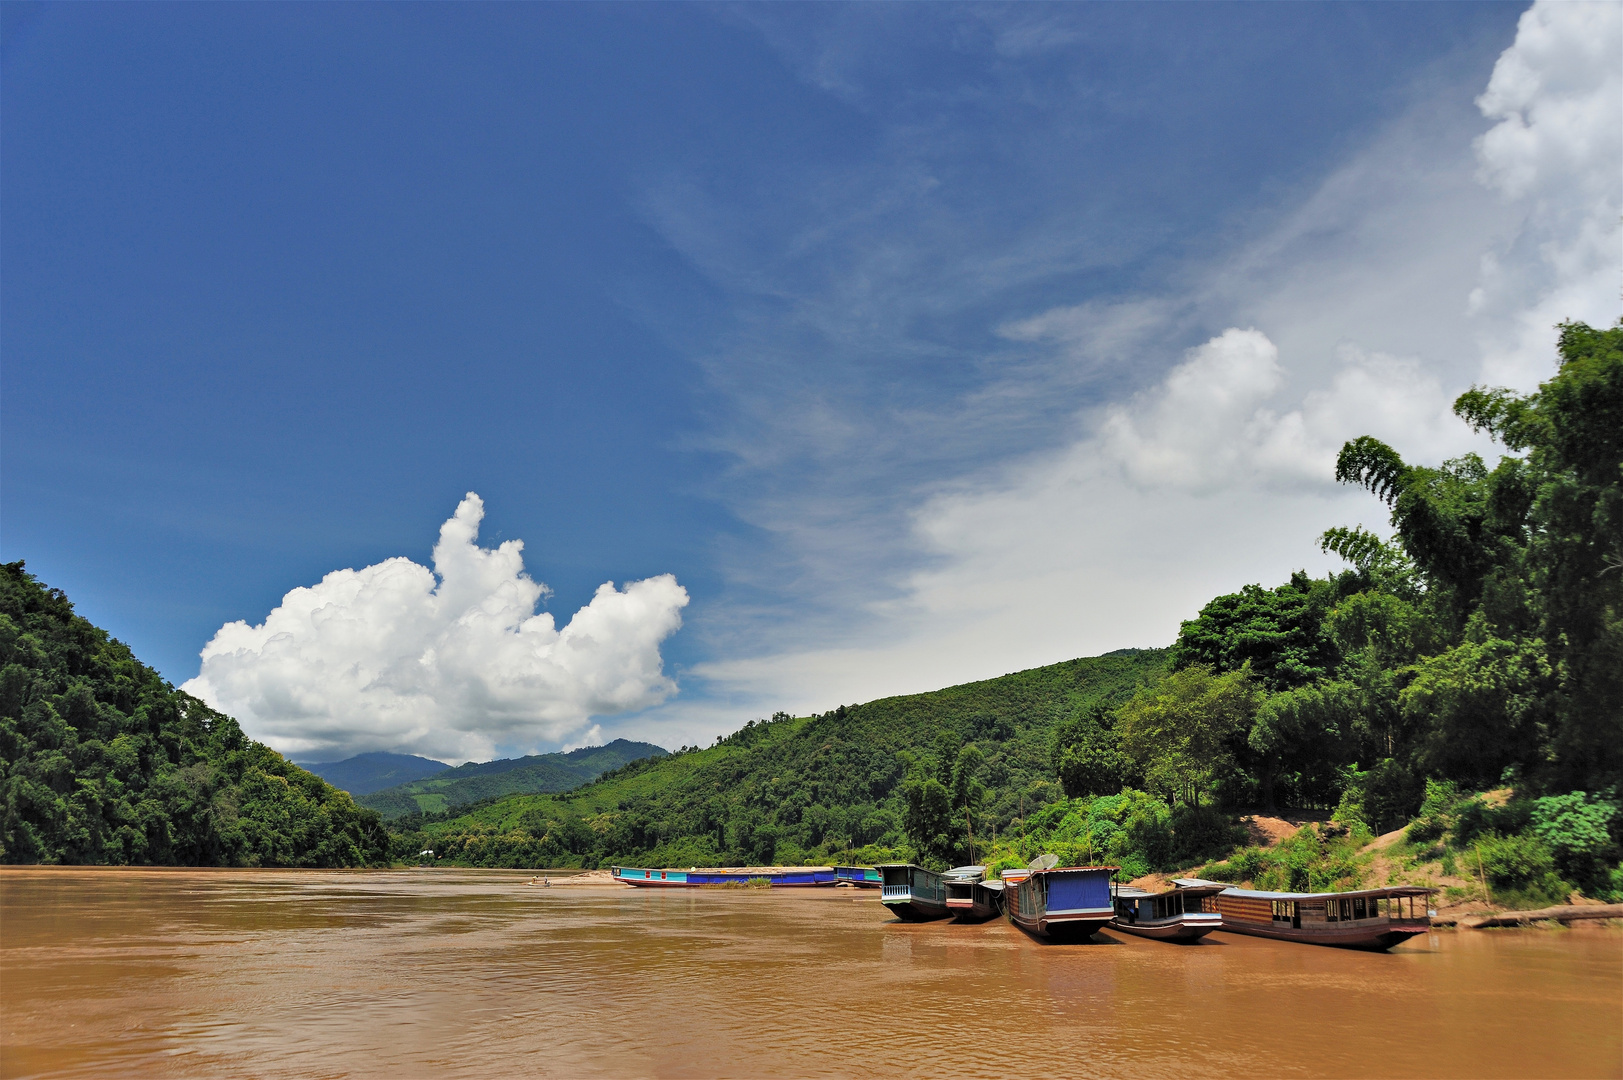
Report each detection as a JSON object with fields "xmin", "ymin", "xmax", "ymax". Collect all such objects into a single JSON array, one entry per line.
[{"xmin": 2, "ymin": 868, "xmax": 1620, "ymax": 1078}]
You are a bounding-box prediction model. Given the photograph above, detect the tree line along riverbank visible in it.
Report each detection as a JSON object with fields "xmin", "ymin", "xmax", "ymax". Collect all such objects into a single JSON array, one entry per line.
[{"xmin": 3, "ymin": 321, "xmax": 1619, "ymax": 904}]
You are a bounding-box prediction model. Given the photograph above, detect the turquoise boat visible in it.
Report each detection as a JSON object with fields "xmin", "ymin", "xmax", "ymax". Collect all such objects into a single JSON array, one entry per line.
[
  {"xmin": 611, "ymin": 866, "xmax": 839, "ymax": 887},
  {"xmin": 878, "ymin": 863, "xmax": 949, "ymax": 921},
  {"xmin": 834, "ymin": 866, "xmax": 881, "ymax": 888}
]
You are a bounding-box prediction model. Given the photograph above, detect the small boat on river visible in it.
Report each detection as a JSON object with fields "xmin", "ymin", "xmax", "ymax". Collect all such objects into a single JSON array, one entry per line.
[
  {"xmin": 611, "ymin": 866, "xmax": 838, "ymax": 887},
  {"xmin": 1173, "ymin": 877, "xmax": 1435, "ymax": 950},
  {"xmin": 834, "ymin": 866, "xmax": 881, "ymax": 888},
  {"xmin": 878, "ymin": 863, "xmax": 949, "ymax": 921},
  {"xmin": 1110, "ymin": 880, "xmax": 1224, "ymax": 941},
  {"xmin": 1003, "ymin": 855, "xmax": 1117, "ymax": 941},
  {"xmin": 943, "ymin": 866, "xmax": 1002, "ymax": 922}
]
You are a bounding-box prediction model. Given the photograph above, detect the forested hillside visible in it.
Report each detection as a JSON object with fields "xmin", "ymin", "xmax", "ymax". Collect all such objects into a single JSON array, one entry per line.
[
  {"xmin": 0, "ymin": 563, "xmax": 389, "ymax": 866},
  {"xmin": 398, "ymin": 321, "xmax": 1621, "ymax": 904},
  {"xmin": 394, "ymin": 650, "xmax": 1167, "ymax": 868},
  {"xmin": 357, "ymin": 739, "xmax": 668, "ymax": 818}
]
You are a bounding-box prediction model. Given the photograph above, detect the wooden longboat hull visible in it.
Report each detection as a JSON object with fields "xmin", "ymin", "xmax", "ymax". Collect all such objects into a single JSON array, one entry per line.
[
  {"xmin": 944, "ymin": 879, "xmax": 1001, "ymax": 922},
  {"xmin": 612, "ymin": 867, "xmax": 838, "ymax": 888},
  {"xmin": 1011, "ymin": 912, "xmax": 1114, "ymax": 940},
  {"xmin": 1109, "ymin": 914, "xmax": 1220, "ymax": 941},
  {"xmin": 879, "ymin": 864, "xmax": 949, "ymax": 920},
  {"xmin": 1005, "ymin": 866, "xmax": 1116, "ymax": 941},
  {"xmin": 1214, "ymin": 919, "xmax": 1430, "ymax": 951},
  {"xmin": 834, "ymin": 866, "xmax": 882, "ymax": 888},
  {"xmin": 884, "ymin": 896, "xmax": 951, "ymax": 921},
  {"xmin": 946, "ymin": 898, "xmax": 999, "ymax": 922}
]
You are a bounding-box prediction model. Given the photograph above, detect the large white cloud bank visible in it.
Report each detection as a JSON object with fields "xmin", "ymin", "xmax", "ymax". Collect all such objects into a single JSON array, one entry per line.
[{"xmin": 182, "ymin": 494, "xmax": 689, "ymax": 764}]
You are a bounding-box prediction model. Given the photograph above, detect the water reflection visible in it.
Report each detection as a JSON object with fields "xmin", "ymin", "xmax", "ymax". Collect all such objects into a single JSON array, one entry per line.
[{"xmin": 2, "ymin": 869, "xmax": 1618, "ymax": 1079}]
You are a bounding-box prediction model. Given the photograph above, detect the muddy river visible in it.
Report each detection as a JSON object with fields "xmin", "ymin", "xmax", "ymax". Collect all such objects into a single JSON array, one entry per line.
[{"xmin": 2, "ymin": 868, "xmax": 1618, "ymax": 1078}]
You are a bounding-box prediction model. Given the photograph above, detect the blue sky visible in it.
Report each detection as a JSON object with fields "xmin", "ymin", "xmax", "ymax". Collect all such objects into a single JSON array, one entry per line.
[{"xmin": 4, "ymin": 3, "xmax": 1617, "ymax": 762}]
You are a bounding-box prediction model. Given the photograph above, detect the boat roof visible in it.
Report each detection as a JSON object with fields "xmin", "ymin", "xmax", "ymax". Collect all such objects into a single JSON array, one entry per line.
[
  {"xmin": 944, "ymin": 865, "xmax": 986, "ymax": 877},
  {"xmin": 1116, "ymin": 881, "xmax": 1228, "ymax": 898},
  {"xmin": 979, "ymin": 879, "xmax": 1006, "ymax": 892},
  {"xmin": 1173, "ymin": 877, "xmax": 1436, "ymax": 900},
  {"xmin": 1034, "ymin": 864, "xmax": 1119, "ymax": 875}
]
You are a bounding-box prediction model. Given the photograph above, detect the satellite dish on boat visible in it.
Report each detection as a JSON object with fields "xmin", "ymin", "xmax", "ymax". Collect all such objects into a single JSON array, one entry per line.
[{"xmin": 1028, "ymin": 853, "xmax": 1059, "ymax": 871}]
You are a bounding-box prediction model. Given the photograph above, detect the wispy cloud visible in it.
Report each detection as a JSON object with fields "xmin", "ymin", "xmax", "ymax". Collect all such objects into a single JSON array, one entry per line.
[{"xmin": 607, "ymin": 2, "xmax": 1619, "ymax": 750}]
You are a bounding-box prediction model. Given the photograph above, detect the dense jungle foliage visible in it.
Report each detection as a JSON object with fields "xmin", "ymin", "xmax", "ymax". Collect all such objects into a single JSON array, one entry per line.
[
  {"xmin": 0, "ymin": 562, "xmax": 389, "ymax": 866},
  {"xmin": 392, "ymin": 650, "xmax": 1165, "ymax": 868},
  {"xmin": 1160, "ymin": 321, "xmax": 1622, "ymax": 821},
  {"xmin": 1031, "ymin": 320, "xmax": 1622, "ymax": 898},
  {"xmin": 404, "ymin": 321, "xmax": 1621, "ymax": 902}
]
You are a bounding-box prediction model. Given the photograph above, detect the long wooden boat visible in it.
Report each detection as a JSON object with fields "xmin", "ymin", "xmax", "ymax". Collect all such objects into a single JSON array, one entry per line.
[
  {"xmin": 834, "ymin": 866, "xmax": 881, "ymax": 888},
  {"xmin": 1173, "ymin": 877, "xmax": 1434, "ymax": 951},
  {"xmin": 1110, "ymin": 880, "xmax": 1224, "ymax": 941},
  {"xmin": 1003, "ymin": 858, "xmax": 1118, "ymax": 941},
  {"xmin": 943, "ymin": 865, "xmax": 1001, "ymax": 922},
  {"xmin": 878, "ymin": 863, "xmax": 949, "ymax": 921},
  {"xmin": 611, "ymin": 866, "xmax": 838, "ymax": 887}
]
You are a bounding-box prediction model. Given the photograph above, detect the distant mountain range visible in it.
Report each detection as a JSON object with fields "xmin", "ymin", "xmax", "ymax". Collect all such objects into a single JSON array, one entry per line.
[
  {"xmin": 296, "ymin": 752, "xmax": 454, "ymax": 796},
  {"xmin": 327, "ymin": 739, "xmax": 668, "ymax": 819}
]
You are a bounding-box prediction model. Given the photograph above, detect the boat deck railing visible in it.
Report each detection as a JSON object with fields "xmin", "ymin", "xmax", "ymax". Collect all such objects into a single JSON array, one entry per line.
[{"xmin": 882, "ymin": 884, "xmax": 912, "ymax": 900}]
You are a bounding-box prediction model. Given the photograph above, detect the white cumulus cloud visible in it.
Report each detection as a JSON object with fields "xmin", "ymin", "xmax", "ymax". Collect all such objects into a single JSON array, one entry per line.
[
  {"xmin": 1470, "ymin": 0, "xmax": 1621, "ymax": 388},
  {"xmin": 1096, "ymin": 329, "xmax": 1471, "ymax": 492},
  {"xmin": 182, "ymin": 494, "xmax": 689, "ymax": 764}
]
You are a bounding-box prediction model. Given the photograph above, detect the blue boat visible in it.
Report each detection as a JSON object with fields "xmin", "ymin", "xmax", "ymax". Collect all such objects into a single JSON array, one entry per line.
[
  {"xmin": 834, "ymin": 866, "xmax": 881, "ymax": 888},
  {"xmin": 611, "ymin": 866, "xmax": 838, "ymax": 887},
  {"xmin": 878, "ymin": 863, "xmax": 949, "ymax": 921},
  {"xmin": 1002, "ymin": 855, "xmax": 1117, "ymax": 941}
]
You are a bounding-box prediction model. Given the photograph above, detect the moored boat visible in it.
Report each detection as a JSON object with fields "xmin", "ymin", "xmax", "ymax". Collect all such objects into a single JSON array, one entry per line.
[
  {"xmin": 943, "ymin": 865, "xmax": 1001, "ymax": 922},
  {"xmin": 835, "ymin": 866, "xmax": 882, "ymax": 888},
  {"xmin": 1110, "ymin": 880, "xmax": 1224, "ymax": 941},
  {"xmin": 878, "ymin": 863, "xmax": 949, "ymax": 920},
  {"xmin": 1174, "ymin": 877, "xmax": 1434, "ymax": 950},
  {"xmin": 1003, "ymin": 855, "xmax": 1117, "ymax": 941},
  {"xmin": 612, "ymin": 866, "xmax": 838, "ymax": 887}
]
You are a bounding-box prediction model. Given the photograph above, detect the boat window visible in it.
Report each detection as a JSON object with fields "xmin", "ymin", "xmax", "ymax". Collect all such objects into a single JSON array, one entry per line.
[{"xmin": 1352, "ymin": 897, "xmax": 1366, "ymax": 920}]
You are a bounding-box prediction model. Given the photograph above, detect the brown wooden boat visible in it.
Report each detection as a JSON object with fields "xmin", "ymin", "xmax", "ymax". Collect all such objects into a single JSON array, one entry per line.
[{"xmin": 1174, "ymin": 877, "xmax": 1434, "ymax": 951}]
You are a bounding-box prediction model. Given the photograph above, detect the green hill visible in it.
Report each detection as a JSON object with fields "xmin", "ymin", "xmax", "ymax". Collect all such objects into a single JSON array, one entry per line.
[
  {"xmin": 358, "ymin": 739, "xmax": 668, "ymax": 819},
  {"xmin": 395, "ymin": 649, "xmax": 1167, "ymax": 868},
  {"xmin": 299, "ymin": 752, "xmax": 452, "ymax": 795},
  {"xmin": 0, "ymin": 562, "xmax": 388, "ymax": 866},
  {"xmin": 394, "ymin": 324, "xmax": 1622, "ymax": 897}
]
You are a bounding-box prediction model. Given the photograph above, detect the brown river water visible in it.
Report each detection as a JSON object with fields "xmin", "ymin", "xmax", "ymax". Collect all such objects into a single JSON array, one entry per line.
[{"xmin": 2, "ymin": 868, "xmax": 1619, "ymax": 1079}]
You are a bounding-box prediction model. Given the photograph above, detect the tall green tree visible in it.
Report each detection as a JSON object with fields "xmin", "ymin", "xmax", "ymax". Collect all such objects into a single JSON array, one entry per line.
[
  {"xmin": 1335, "ymin": 319, "xmax": 1623, "ymax": 792},
  {"xmin": 1116, "ymin": 665, "xmax": 1260, "ymax": 807},
  {"xmin": 1051, "ymin": 702, "xmax": 1130, "ymax": 799},
  {"xmin": 1169, "ymin": 572, "xmax": 1342, "ymax": 692}
]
